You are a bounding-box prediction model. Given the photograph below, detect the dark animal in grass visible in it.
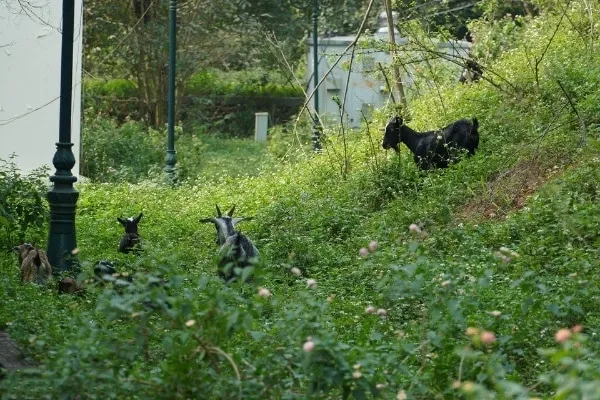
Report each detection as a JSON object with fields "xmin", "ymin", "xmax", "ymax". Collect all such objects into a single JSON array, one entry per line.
[
  {"xmin": 382, "ymin": 116, "xmax": 479, "ymax": 169},
  {"xmin": 459, "ymin": 59, "xmax": 483, "ymax": 84},
  {"xmin": 200, "ymin": 204, "xmax": 259, "ymax": 283},
  {"xmin": 10, "ymin": 243, "xmax": 52, "ymax": 284},
  {"xmin": 117, "ymin": 213, "xmax": 143, "ymax": 254},
  {"xmin": 58, "ymin": 277, "xmax": 86, "ymax": 296}
]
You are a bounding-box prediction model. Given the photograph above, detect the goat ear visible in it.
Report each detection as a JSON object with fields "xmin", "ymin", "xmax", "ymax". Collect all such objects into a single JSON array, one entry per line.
[
  {"xmin": 396, "ymin": 116, "xmax": 403, "ymax": 125},
  {"xmin": 227, "ymin": 204, "xmax": 236, "ymax": 217},
  {"xmin": 231, "ymin": 217, "xmax": 244, "ymax": 226},
  {"xmin": 135, "ymin": 213, "xmax": 143, "ymax": 223},
  {"xmin": 200, "ymin": 217, "xmax": 216, "ymax": 224},
  {"xmin": 117, "ymin": 217, "xmax": 126, "ymax": 226},
  {"xmin": 8, "ymin": 246, "xmax": 18, "ymax": 253},
  {"xmin": 215, "ymin": 204, "xmax": 222, "ymax": 217}
]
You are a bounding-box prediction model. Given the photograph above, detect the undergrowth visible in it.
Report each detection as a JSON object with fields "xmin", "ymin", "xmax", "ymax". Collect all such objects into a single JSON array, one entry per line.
[{"xmin": 2, "ymin": 3, "xmax": 600, "ymax": 399}]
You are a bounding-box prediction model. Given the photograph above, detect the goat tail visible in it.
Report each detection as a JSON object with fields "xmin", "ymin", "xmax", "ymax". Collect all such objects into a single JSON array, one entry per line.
[{"xmin": 471, "ymin": 117, "xmax": 479, "ymax": 132}]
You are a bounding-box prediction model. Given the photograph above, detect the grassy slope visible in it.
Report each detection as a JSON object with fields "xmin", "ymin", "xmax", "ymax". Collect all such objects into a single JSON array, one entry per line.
[{"xmin": 2, "ymin": 5, "xmax": 600, "ymax": 399}]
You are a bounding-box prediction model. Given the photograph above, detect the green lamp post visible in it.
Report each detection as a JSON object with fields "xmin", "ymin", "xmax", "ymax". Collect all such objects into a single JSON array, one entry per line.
[
  {"xmin": 165, "ymin": 0, "xmax": 178, "ymax": 184},
  {"xmin": 311, "ymin": 0, "xmax": 322, "ymax": 151},
  {"xmin": 47, "ymin": 0, "xmax": 79, "ymax": 273}
]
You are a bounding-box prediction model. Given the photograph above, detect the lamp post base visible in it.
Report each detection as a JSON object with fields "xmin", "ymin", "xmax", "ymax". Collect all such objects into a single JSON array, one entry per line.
[{"xmin": 47, "ymin": 142, "xmax": 79, "ymax": 274}]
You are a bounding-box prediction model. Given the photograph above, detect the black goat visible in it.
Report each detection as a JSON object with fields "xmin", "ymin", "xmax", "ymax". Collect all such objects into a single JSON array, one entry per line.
[
  {"xmin": 201, "ymin": 204, "xmax": 259, "ymax": 282},
  {"xmin": 117, "ymin": 213, "xmax": 143, "ymax": 254},
  {"xmin": 382, "ymin": 116, "xmax": 479, "ymax": 169},
  {"xmin": 459, "ymin": 60, "xmax": 483, "ymax": 84}
]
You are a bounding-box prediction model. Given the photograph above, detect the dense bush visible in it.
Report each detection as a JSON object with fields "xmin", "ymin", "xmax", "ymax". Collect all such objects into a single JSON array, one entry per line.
[
  {"xmin": 83, "ymin": 69, "xmax": 304, "ymax": 137},
  {"xmin": 0, "ymin": 156, "xmax": 49, "ymax": 249},
  {"xmin": 80, "ymin": 117, "xmax": 164, "ymax": 183}
]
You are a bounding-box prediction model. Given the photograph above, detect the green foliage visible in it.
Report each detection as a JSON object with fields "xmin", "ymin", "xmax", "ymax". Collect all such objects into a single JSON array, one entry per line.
[
  {"xmin": 83, "ymin": 79, "xmax": 140, "ymax": 122},
  {"xmin": 0, "ymin": 156, "xmax": 49, "ymax": 248},
  {"xmin": 80, "ymin": 116, "xmax": 283, "ymax": 183},
  {"xmin": 80, "ymin": 117, "xmax": 164, "ymax": 183},
  {"xmin": 187, "ymin": 69, "xmax": 303, "ymax": 98},
  {"xmin": 3, "ymin": 2, "xmax": 600, "ymax": 398}
]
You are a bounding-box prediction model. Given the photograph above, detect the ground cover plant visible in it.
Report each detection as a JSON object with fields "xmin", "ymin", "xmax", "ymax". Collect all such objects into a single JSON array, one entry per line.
[{"xmin": 2, "ymin": 2, "xmax": 600, "ymax": 399}]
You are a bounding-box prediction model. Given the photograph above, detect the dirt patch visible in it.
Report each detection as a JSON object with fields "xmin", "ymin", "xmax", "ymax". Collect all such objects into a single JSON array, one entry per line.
[{"xmin": 458, "ymin": 157, "xmax": 564, "ymax": 222}]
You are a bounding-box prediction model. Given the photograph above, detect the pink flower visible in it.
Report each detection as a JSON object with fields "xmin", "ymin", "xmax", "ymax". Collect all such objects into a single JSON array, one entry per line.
[
  {"xmin": 571, "ymin": 324, "xmax": 584, "ymax": 333},
  {"xmin": 376, "ymin": 308, "xmax": 388, "ymax": 317},
  {"xmin": 555, "ymin": 328, "xmax": 572, "ymax": 343},
  {"xmin": 359, "ymin": 247, "xmax": 369, "ymax": 257},
  {"xmin": 303, "ymin": 340, "xmax": 315, "ymax": 352},
  {"xmin": 365, "ymin": 305, "xmax": 377, "ymax": 314},
  {"xmin": 368, "ymin": 240, "xmax": 378, "ymax": 252},
  {"xmin": 480, "ymin": 331, "xmax": 496, "ymax": 345}
]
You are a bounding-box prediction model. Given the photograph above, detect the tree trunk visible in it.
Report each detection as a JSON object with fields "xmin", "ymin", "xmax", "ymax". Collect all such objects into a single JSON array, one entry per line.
[{"xmin": 384, "ymin": 0, "xmax": 407, "ymax": 110}]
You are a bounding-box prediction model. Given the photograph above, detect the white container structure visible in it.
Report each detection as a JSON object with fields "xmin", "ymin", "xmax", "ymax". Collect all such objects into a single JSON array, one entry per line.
[
  {"xmin": 0, "ymin": 1, "xmax": 84, "ymax": 175},
  {"xmin": 306, "ymin": 13, "xmax": 471, "ymax": 128}
]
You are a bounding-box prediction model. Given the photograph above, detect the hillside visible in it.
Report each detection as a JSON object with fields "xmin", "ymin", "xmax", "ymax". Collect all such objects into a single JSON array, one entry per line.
[{"xmin": 2, "ymin": 3, "xmax": 600, "ymax": 399}]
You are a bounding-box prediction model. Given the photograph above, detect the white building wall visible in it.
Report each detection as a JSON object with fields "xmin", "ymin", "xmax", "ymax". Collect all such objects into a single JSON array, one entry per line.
[{"xmin": 0, "ymin": 1, "xmax": 83, "ymax": 175}]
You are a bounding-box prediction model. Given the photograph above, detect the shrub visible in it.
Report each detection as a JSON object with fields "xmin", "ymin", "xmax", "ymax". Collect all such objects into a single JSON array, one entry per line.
[{"xmin": 0, "ymin": 156, "xmax": 49, "ymax": 248}]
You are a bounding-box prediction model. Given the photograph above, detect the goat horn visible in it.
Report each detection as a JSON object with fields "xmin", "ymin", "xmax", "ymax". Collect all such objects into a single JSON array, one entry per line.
[
  {"xmin": 227, "ymin": 204, "xmax": 236, "ymax": 217},
  {"xmin": 215, "ymin": 204, "xmax": 222, "ymax": 217}
]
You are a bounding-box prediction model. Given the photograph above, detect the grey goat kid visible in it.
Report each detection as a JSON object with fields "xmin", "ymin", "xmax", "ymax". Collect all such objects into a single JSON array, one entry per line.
[
  {"xmin": 201, "ymin": 204, "xmax": 259, "ymax": 282},
  {"xmin": 382, "ymin": 116, "xmax": 479, "ymax": 170},
  {"xmin": 117, "ymin": 213, "xmax": 143, "ymax": 254}
]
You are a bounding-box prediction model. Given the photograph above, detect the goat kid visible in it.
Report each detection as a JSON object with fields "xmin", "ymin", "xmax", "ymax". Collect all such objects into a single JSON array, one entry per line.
[
  {"xmin": 382, "ymin": 116, "xmax": 479, "ymax": 169},
  {"xmin": 10, "ymin": 243, "xmax": 52, "ymax": 284},
  {"xmin": 201, "ymin": 204, "xmax": 259, "ymax": 282},
  {"xmin": 117, "ymin": 213, "xmax": 143, "ymax": 254}
]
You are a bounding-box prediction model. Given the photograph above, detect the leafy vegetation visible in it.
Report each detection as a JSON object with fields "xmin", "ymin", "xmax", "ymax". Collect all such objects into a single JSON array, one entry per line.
[{"xmin": 2, "ymin": 1, "xmax": 600, "ymax": 399}]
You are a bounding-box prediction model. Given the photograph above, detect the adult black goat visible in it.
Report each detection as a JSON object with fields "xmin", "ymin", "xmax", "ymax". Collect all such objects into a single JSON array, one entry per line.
[
  {"xmin": 201, "ymin": 205, "xmax": 259, "ymax": 282},
  {"xmin": 382, "ymin": 116, "xmax": 479, "ymax": 169}
]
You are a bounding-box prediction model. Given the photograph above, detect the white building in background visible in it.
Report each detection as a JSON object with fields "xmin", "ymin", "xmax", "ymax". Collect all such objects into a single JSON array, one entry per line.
[
  {"xmin": 0, "ymin": 0, "xmax": 84, "ymax": 175},
  {"xmin": 307, "ymin": 12, "xmax": 471, "ymax": 128}
]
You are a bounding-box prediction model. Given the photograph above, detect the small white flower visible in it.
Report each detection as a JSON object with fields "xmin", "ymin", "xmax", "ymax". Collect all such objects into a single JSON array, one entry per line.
[
  {"xmin": 376, "ymin": 308, "xmax": 388, "ymax": 317},
  {"xmin": 185, "ymin": 319, "xmax": 196, "ymax": 327},
  {"xmin": 290, "ymin": 267, "xmax": 302, "ymax": 276},
  {"xmin": 258, "ymin": 287, "xmax": 271, "ymax": 298},
  {"xmin": 408, "ymin": 223, "xmax": 421, "ymax": 234},
  {"xmin": 365, "ymin": 305, "xmax": 377, "ymax": 314},
  {"xmin": 352, "ymin": 371, "xmax": 362, "ymax": 379},
  {"xmin": 359, "ymin": 247, "xmax": 369, "ymax": 257},
  {"xmin": 306, "ymin": 279, "xmax": 317, "ymax": 289}
]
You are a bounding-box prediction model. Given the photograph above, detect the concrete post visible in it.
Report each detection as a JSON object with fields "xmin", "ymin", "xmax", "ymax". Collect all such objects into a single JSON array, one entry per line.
[{"xmin": 255, "ymin": 112, "xmax": 269, "ymax": 142}]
